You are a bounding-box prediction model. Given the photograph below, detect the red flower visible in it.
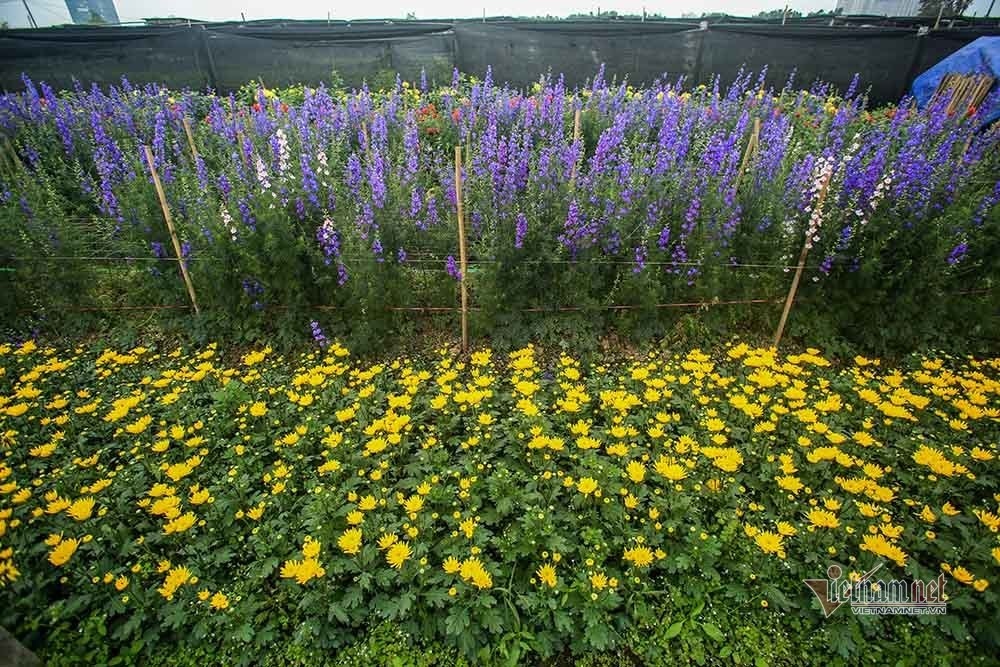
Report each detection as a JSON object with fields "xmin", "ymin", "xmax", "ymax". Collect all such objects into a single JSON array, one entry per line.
[
  {"xmin": 280, "ymin": 103, "xmax": 289, "ymax": 113},
  {"xmin": 451, "ymin": 108, "xmax": 461, "ymax": 123},
  {"xmin": 416, "ymin": 103, "xmax": 439, "ymax": 121},
  {"xmin": 252, "ymin": 102, "xmax": 261, "ymax": 113},
  {"xmin": 966, "ymin": 105, "xmax": 977, "ymax": 118}
]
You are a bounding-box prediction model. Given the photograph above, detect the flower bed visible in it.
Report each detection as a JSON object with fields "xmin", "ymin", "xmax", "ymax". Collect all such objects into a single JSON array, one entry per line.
[
  {"xmin": 0, "ymin": 69, "xmax": 998, "ymax": 351},
  {"xmin": 0, "ymin": 339, "xmax": 998, "ymax": 660}
]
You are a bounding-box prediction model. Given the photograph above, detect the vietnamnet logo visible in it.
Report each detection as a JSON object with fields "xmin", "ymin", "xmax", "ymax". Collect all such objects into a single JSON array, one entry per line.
[{"xmin": 804, "ymin": 562, "xmax": 948, "ymax": 617}]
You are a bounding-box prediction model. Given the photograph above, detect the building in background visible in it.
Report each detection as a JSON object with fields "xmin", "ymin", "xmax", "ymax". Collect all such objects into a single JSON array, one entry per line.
[
  {"xmin": 64, "ymin": 0, "xmax": 120, "ymax": 24},
  {"xmin": 836, "ymin": 0, "xmax": 921, "ymax": 14}
]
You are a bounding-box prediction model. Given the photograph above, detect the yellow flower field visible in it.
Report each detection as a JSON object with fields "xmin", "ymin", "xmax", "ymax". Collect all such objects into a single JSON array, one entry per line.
[{"xmin": 0, "ymin": 340, "xmax": 998, "ymax": 659}]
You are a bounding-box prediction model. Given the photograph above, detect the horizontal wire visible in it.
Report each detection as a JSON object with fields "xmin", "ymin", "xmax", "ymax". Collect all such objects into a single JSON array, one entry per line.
[
  {"xmin": 3, "ymin": 255, "xmax": 816, "ymax": 271},
  {"xmin": 15, "ymin": 288, "xmax": 991, "ymax": 316},
  {"xmin": 7, "ymin": 297, "xmax": 785, "ymax": 315}
]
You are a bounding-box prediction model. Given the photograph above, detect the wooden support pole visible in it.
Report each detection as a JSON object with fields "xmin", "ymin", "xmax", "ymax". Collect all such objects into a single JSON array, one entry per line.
[
  {"xmin": 569, "ymin": 108, "xmax": 582, "ymax": 187},
  {"xmin": 181, "ymin": 117, "xmax": 199, "ymax": 162},
  {"xmin": 235, "ymin": 128, "xmax": 249, "ymax": 169},
  {"xmin": 143, "ymin": 145, "xmax": 201, "ymax": 315},
  {"xmin": 735, "ymin": 117, "xmax": 761, "ymax": 190},
  {"xmin": 454, "ymin": 144, "xmax": 469, "ymax": 353},
  {"xmin": 772, "ymin": 241, "xmax": 810, "ymax": 349},
  {"xmin": 773, "ymin": 171, "xmax": 832, "ymax": 348}
]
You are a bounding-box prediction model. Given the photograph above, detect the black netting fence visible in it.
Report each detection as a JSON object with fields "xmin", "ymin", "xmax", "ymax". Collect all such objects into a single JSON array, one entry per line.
[{"xmin": 0, "ymin": 19, "xmax": 997, "ymax": 103}]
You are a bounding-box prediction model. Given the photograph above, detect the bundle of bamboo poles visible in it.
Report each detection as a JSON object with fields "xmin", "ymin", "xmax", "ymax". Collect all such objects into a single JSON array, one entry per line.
[{"xmin": 930, "ymin": 72, "xmax": 995, "ymax": 116}]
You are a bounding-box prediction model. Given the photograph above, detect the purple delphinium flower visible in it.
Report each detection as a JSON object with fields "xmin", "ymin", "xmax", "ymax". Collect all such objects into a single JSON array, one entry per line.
[
  {"xmin": 409, "ymin": 187, "xmax": 423, "ymax": 221},
  {"xmin": 242, "ymin": 277, "xmax": 265, "ymax": 310},
  {"xmin": 368, "ymin": 150, "xmax": 387, "ymax": 209},
  {"xmin": 90, "ymin": 111, "xmax": 122, "ymax": 218},
  {"xmin": 426, "ymin": 197, "xmax": 439, "ymax": 227},
  {"xmin": 300, "ymin": 152, "xmax": 320, "ymax": 208},
  {"xmin": 446, "ymin": 255, "xmax": 462, "ymax": 281},
  {"xmin": 152, "ymin": 109, "xmax": 168, "ymax": 173},
  {"xmin": 316, "ymin": 218, "xmax": 341, "ymax": 265},
  {"xmin": 632, "ymin": 245, "xmax": 647, "ymax": 274},
  {"xmin": 559, "ymin": 199, "xmax": 597, "ymax": 254},
  {"xmin": 217, "ymin": 173, "xmax": 232, "ymax": 201},
  {"xmin": 514, "ymin": 212, "xmax": 527, "ymax": 249},
  {"xmin": 947, "ymin": 242, "xmax": 968, "ymax": 266},
  {"xmin": 657, "ymin": 226, "xmax": 671, "ymax": 251},
  {"xmin": 972, "ymin": 180, "xmax": 1000, "ymax": 227},
  {"xmin": 403, "ymin": 111, "xmax": 419, "ymax": 182},
  {"xmin": 310, "ymin": 320, "xmax": 328, "ymax": 347},
  {"xmin": 238, "ymin": 198, "xmax": 256, "ymax": 232},
  {"xmin": 346, "ymin": 152, "xmax": 362, "ymax": 196},
  {"xmin": 195, "ymin": 156, "xmax": 209, "ymax": 191}
]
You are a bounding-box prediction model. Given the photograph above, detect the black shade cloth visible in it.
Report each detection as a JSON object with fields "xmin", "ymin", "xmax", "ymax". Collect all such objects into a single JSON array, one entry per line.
[{"xmin": 0, "ymin": 20, "xmax": 997, "ymax": 103}]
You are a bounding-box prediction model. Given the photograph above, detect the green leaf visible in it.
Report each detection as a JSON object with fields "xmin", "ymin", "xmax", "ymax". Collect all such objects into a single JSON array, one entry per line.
[
  {"xmin": 445, "ymin": 608, "xmax": 471, "ymax": 636},
  {"xmin": 553, "ymin": 610, "xmax": 574, "ymax": 634},
  {"xmin": 664, "ymin": 620, "xmax": 685, "ymax": 639},
  {"xmin": 342, "ymin": 586, "xmax": 364, "ymax": 609},
  {"xmin": 235, "ymin": 624, "xmax": 253, "ymax": 643},
  {"xmin": 701, "ymin": 622, "xmax": 724, "ymax": 642}
]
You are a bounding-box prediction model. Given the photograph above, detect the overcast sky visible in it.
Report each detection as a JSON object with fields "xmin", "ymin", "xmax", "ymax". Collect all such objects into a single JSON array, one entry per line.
[{"xmin": 1, "ymin": 0, "xmax": 995, "ymax": 26}]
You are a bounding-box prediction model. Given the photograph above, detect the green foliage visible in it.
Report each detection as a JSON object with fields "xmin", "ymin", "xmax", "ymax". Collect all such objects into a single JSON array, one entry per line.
[
  {"xmin": 2, "ymin": 72, "xmax": 997, "ymax": 359},
  {"xmin": 2, "ymin": 341, "xmax": 1000, "ymax": 665}
]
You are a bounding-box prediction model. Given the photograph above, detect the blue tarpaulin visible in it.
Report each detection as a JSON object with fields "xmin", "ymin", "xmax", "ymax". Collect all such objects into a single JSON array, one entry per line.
[{"xmin": 911, "ymin": 36, "xmax": 1000, "ymax": 126}]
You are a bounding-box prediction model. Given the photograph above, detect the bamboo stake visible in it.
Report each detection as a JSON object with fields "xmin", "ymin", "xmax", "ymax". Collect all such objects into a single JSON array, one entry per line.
[
  {"xmin": 773, "ymin": 170, "xmax": 832, "ymax": 348},
  {"xmin": 948, "ymin": 77, "xmax": 972, "ymax": 114},
  {"xmin": 181, "ymin": 117, "xmax": 199, "ymax": 162},
  {"xmin": 235, "ymin": 128, "xmax": 249, "ymax": 169},
  {"xmin": 972, "ymin": 76, "xmax": 994, "ymax": 110},
  {"xmin": 143, "ymin": 145, "xmax": 200, "ymax": 315},
  {"xmin": 454, "ymin": 144, "xmax": 469, "ymax": 353},
  {"xmin": 735, "ymin": 117, "xmax": 761, "ymax": 190},
  {"xmin": 569, "ymin": 108, "xmax": 582, "ymax": 187},
  {"xmin": 931, "ymin": 73, "xmax": 953, "ymax": 106}
]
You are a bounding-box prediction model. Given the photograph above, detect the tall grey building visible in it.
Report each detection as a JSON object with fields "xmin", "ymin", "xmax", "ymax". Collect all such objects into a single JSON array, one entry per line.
[
  {"xmin": 65, "ymin": 0, "xmax": 120, "ymax": 24},
  {"xmin": 836, "ymin": 0, "xmax": 922, "ymax": 15}
]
